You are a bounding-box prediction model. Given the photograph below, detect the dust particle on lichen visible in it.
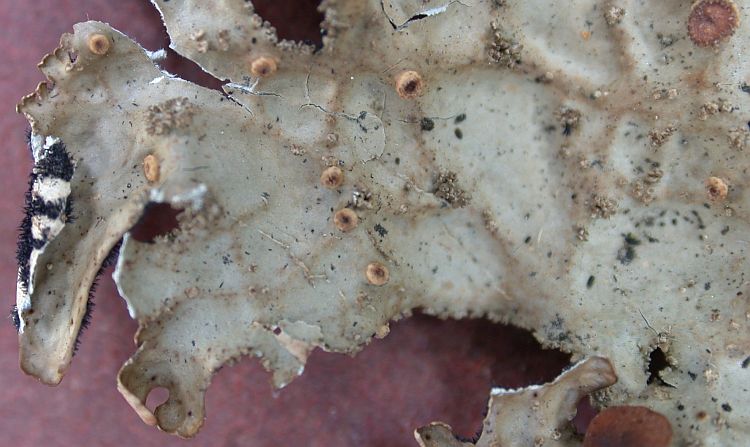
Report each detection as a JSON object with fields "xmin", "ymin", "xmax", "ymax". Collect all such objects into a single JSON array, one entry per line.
[
  {"xmin": 146, "ymin": 97, "xmax": 196, "ymax": 135},
  {"xmin": 555, "ymin": 107, "xmax": 582, "ymax": 136},
  {"xmin": 434, "ymin": 171, "xmax": 470, "ymax": 208},
  {"xmin": 616, "ymin": 233, "xmax": 641, "ymax": 265},
  {"xmin": 586, "ymin": 275, "xmax": 595, "ymax": 288}
]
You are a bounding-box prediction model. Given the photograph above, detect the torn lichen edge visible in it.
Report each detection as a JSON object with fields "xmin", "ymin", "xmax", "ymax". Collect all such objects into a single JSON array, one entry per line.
[
  {"xmin": 415, "ymin": 357, "xmax": 618, "ymax": 446},
  {"xmin": 380, "ymin": 0, "xmax": 466, "ymax": 31},
  {"xmin": 149, "ymin": 0, "xmax": 317, "ymax": 84},
  {"xmin": 112, "ymin": 183, "xmax": 209, "ymax": 321},
  {"xmin": 112, "ymin": 233, "xmax": 137, "ymax": 320}
]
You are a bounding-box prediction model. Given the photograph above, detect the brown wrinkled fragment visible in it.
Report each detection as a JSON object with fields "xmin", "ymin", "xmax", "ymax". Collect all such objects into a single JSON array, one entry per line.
[{"xmin": 583, "ymin": 406, "xmax": 672, "ymax": 447}]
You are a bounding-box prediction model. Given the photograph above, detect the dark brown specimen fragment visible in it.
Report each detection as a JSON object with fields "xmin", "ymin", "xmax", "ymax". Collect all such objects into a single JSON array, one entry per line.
[{"xmin": 583, "ymin": 406, "xmax": 672, "ymax": 447}]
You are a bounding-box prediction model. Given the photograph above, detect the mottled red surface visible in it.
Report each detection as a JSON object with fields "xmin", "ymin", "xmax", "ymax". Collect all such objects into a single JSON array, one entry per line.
[
  {"xmin": 584, "ymin": 406, "xmax": 673, "ymax": 447},
  {"xmin": 687, "ymin": 0, "xmax": 739, "ymax": 47},
  {"xmin": 0, "ymin": 1, "xmax": 590, "ymax": 446}
]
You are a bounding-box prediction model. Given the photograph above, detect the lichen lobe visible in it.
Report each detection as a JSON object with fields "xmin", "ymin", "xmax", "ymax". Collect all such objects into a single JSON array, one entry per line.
[{"xmin": 13, "ymin": 0, "xmax": 750, "ymax": 445}]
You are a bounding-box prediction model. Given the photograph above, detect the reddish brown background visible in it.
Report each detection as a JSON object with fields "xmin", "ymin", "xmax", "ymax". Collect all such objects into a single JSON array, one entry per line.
[{"xmin": 0, "ymin": 2, "xmax": 588, "ymax": 446}]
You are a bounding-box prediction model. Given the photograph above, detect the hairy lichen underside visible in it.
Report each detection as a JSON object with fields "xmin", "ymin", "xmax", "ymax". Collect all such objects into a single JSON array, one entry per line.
[{"xmin": 14, "ymin": 0, "xmax": 750, "ymax": 444}]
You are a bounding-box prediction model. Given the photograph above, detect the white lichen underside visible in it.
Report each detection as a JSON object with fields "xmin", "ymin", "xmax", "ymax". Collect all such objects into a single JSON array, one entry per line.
[{"xmin": 15, "ymin": 0, "xmax": 750, "ymax": 444}]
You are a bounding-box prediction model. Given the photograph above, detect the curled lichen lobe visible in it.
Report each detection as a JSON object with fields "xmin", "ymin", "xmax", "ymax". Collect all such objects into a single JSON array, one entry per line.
[{"xmin": 688, "ymin": 0, "xmax": 739, "ymax": 47}]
